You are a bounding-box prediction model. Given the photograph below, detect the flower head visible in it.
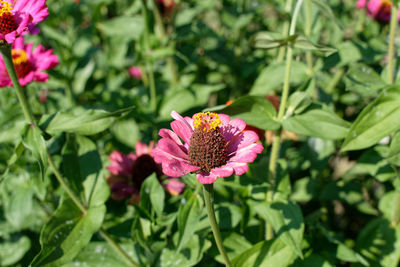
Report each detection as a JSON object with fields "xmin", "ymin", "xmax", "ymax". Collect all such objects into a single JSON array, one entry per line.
[
  {"xmin": 152, "ymin": 111, "xmax": 264, "ymax": 184},
  {"xmin": 156, "ymin": 0, "xmax": 175, "ymax": 19},
  {"xmin": 0, "ymin": 36, "xmax": 58, "ymax": 87},
  {"xmin": 128, "ymin": 66, "xmax": 142, "ymax": 80},
  {"xmin": 357, "ymin": 0, "xmax": 399, "ymax": 22},
  {"xmin": 0, "ymin": 0, "xmax": 48, "ymax": 43},
  {"xmin": 106, "ymin": 141, "xmax": 185, "ymax": 201}
]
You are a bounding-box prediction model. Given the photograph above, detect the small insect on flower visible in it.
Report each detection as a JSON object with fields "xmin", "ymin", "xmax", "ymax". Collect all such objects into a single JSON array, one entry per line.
[
  {"xmin": 0, "ymin": 36, "xmax": 58, "ymax": 87},
  {"xmin": 152, "ymin": 111, "xmax": 264, "ymax": 184},
  {"xmin": 0, "ymin": 0, "xmax": 49, "ymax": 43}
]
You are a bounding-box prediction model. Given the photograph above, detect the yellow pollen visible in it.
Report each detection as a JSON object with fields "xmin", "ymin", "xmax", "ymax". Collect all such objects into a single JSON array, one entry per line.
[
  {"xmin": 193, "ymin": 112, "xmax": 222, "ymax": 132},
  {"xmin": 0, "ymin": 1, "xmax": 12, "ymax": 16},
  {"xmin": 12, "ymin": 49, "xmax": 28, "ymax": 65}
]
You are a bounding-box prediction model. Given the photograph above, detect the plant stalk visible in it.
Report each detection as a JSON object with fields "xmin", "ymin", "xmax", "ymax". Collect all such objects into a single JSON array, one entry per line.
[
  {"xmin": 203, "ymin": 184, "xmax": 232, "ymax": 267},
  {"xmin": 266, "ymin": 0, "xmax": 304, "ymax": 240},
  {"xmin": 0, "ymin": 45, "xmax": 34, "ymax": 124},
  {"xmin": 388, "ymin": 4, "xmax": 398, "ymax": 85},
  {"xmin": 1, "ymin": 43, "xmax": 139, "ymax": 267},
  {"xmin": 140, "ymin": 0, "xmax": 157, "ymax": 113},
  {"xmin": 305, "ymin": 0, "xmax": 313, "ymax": 74},
  {"xmin": 152, "ymin": 0, "xmax": 179, "ymax": 86},
  {"xmin": 277, "ymin": 0, "xmax": 293, "ymax": 62}
]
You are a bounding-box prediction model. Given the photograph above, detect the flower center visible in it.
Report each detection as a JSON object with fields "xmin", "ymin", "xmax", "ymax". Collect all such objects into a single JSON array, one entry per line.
[
  {"xmin": 0, "ymin": 1, "xmax": 16, "ymax": 35},
  {"xmin": 11, "ymin": 49, "xmax": 32, "ymax": 78},
  {"xmin": 188, "ymin": 112, "xmax": 228, "ymax": 172}
]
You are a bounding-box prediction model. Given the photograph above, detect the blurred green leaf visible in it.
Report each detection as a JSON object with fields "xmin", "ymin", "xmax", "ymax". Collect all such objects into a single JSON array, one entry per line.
[
  {"xmin": 283, "ymin": 104, "xmax": 350, "ymax": 140},
  {"xmin": 39, "ymin": 107, "xmax": 134, "ymax": 136},
  {"xmin": 344, "ymin": 63, "xmax": 387, "ymax": 96},
  {"xmin": 0, "ymin": 235, "xmax": 31, "ymax": 266},
  {"xmin": 31, "ymin": 198, "xmax": 106, "ymax": 267},
  {"xmin": 342, "ymin": 86, "xmax": 400, "ymax": 151},
  {"xmin": 140, "ymin": 173, "xmax": 165, "ymax": 218},
  {"xmin": 254, "ymin": 199, "xmax": 304, "ymax": 259},
  {"xmin": 97, "ymin": 16, "xmax": 143, "ymax": 40},
  {"xmin": 213, "ymin": 95, "xmax": 280, "ymax": 130},
  {"xmin": 177, "ymin": 190, "xmax": 203, "ymax": 252},
  {"xmin": 250, "ymin": 61, "xmax": 309, "ymax": 95}
]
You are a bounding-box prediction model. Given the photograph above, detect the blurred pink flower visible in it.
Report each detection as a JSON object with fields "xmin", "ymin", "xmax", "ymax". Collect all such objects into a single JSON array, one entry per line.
[
  {"xmin": 357, "ymin": 0, "xmax": 398, "ymax": 22},
  {"xmin": 0, "ymin": 0, "xmax": 48, "ymax": 43},
  {"xmin": 128, "ymin": 66, "xmax": 142, "ymax": 80},
  {"xmin": 0, "ymin": 36, "xmax": 58, "ymax": 87},
  {"xmin": 156, "ymin": 0, "xmax": 175, "ymax": 19},
  {"xmin": 106, "ymin": 141, "xmax": 185, "ymax": 201},
  {"xmin": 152, "ymin": 111, "xmax": 264, "ymax": 184}
]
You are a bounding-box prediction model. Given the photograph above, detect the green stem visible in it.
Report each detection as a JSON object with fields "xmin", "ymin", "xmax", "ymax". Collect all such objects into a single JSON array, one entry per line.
[
  {"xmin": 152, "ymin": 0, "xmax": 179, "ymax": 86},
  {"xmin": 0, "ymin": 45, "xmax": 34, "ymax": 124},
  {"xmin": 266, "ymin": 0, "xmax": 304, "ymax": 241},
  {"xmin": 140, "ymin": 0, "xmax": 157, "ymax": 113},
  {"xmin": 277, "ymin": 0, "xmax": 293, "ymax": 62},
  {"xmin": 99, "ymin": 228, "xmax": 139, "ymax": 267},
  {"xmin": 304, "ymin": 0, "xmax": 313, "ymax": 74},
  {"xmin": 325, "ymin": 68, "xmax": 345, "ymax": 94},
  {"xmin": 203, "ymin": 184, "xmax": 232, "ymax": 267},
  {"xmin": 0, "ymin": 43, "xmax": 139, "ymax": 267},
  {"xmin": 388, "ymin": 4, "xmax": 398, "ymax": 85}
]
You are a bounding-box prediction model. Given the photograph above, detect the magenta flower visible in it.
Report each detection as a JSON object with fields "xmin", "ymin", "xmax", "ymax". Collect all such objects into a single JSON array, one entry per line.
[
  {"xmin": 0, "ymin": 0, "xmax": 48, "ymax": 43},
  {"xmin": 128, "ymin": 66, "xmax": 142, "ymax": 80},
  {"xmin": 152, "ymin": 111, "xmax": 264, "ymax": 184},
  {"xmin": 106, "ymin": 141, "xmax": 185, "ymax": 201},
  {"xmin": 0, "ymin": 36, "xmax": 58, "ymax": 87},
  {"xmin": 357, "ymin": 0, "xmax": 398, "ymax": 22}
]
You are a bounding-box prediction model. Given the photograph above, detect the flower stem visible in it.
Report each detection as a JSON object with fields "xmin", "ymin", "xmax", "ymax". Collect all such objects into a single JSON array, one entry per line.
[
  {"xmin": 140, "ymin": 0, "xmax": 157, "ymax": 113},
  {"xmin": 266, "ymin": 0, "xmax": 303, "ymax": 241},
  {"xmin": 304, "ymin": 0, "xmax": 313, "ymax": 74},
  {"xmin": 1, "ymin": 42, "xmax": 139, "ymax": 267},
  {"xmin": 203, "ymin": 184, "xmax": 231, "ymax": 267},
  {"xmin": 152, "ymin": 0, "xmax": 179, "ymax": 86},
  {"xmin": 99, "ymin": 228, "xmax": 139, "ymax": 267},
  {"xmin": 388, "ymin": 4, "xmax": 398, "ymax": 85},
  {"xmin": 0, "ymin": 45, "xmax": 34, "ymax": 124},
  {"xmin": 277, "ymin": 0, "xmax": 293, "ymax": 62}
]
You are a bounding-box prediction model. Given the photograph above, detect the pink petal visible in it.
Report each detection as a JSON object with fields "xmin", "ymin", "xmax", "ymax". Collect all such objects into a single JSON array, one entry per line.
[
  {"xmin": 171, "ymin": 110, "xmax": 194, "ymax": 131},
  {"xmin": 159, "ymin": 129, "xmax": 184, "ymax": 146},
  {"xmin": 196, "ymin": 165, "xmax": 234, "ymax": 184},
  {"xmin": 152, "ymin": 147, "xmax": 199, "ymax": 177},
  {"xmin": 221, "ymin": 118, "xmax": 247, "ymax": 142},
  {"xmin": 171, "ymin": 120, "xmax": 193, "ymax": 144},
  {"xmin": 164, "ymin": 178, "xmax": 185, "ymax": 196},
  {"xmin": 155, "ymin": 138, "xmax": 189, "ymax": 160},
  {"xmin": 227, "ymin": 130, "xmax": 260, "ymax": 154},
  {"xmin": 229, "ymin": 143, "xmax": 264, "ymax": 163},
  {"xmin": 135, "ymin": 141, "xmax": 149, "ymax": 156},
  {"xmin": 227, "ymin": 162, "xmax": 249, "ymax": 175}
]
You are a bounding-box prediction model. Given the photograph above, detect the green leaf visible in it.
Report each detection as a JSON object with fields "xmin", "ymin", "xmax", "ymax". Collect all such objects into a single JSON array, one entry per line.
[
  {"xmin": 342, "ymin": 86, "xmax": 400, "ymax": 151},
  {"xmin": 213, "ymin": 233, "xmax": 252, "ymax": 264},
  {"xmin": 61, "ymin": 134, "xmax": 84, "ymax": 196},
  {"xmin": 0, "ymin": 235, "xmax": 31, "ymax": 266},
  {"xmin": 310, "ymin": 0, "xmax": 342, "ymax": 28},
  {"xmin": 77, "ymin": 136, "xmax": 109, "ymax": 208},
  {"xmin": 232, "ymin": 239, "xmax": 296, "ymax": 267},
  {"xmin": 176, "ymin": 191, "xmax": 203, "ymax": 252},
  {"xmin": 31, "ymin": 198, "xmax": 106, "ymax": 267},
  {"xmin": 387, "ymin": 132, "xmax": 400, "ymax": 166},
  {"xmin": 250, "ymin": 61, "xmax": 309, "ymax": 95},
  {"xmin": 355, "ymin": 218, "xmax": 400, "ymax": 267},
  {"xmin": 292, "ymin": 35, "xmax": 336, "ymax": 53},
  {"xmin": 344, "ymin": 63, "xmax": 387, "ymax": 96},
  {"xmin": 111, "ymin": 119, "xmax": 140, "ymax": 148},
  {"xmin": 251, "ymin": 31, "xmax": 286, "ymax": 49},
  {"xmin": 287, "ymin": 92, "xmax": 313, "ymax": 115},
  {"xmin": 140, "ymin": 173, "xmax": 165, "ymax": 218},
  {"xmin": 254, "ymin": 199, "xmax": 304, "ymax": 259},
  {"xmin": 96, "ymin": 16, "xmax": 143, "ymax": 40},
  {"xmin": 211, "ymin": 95, "xmax": 280, "ymax": 130},
  {"xmin": 23, "ymin": 124, "xmax": 48, "ymax": 179},
  {"xmin": 4, "ymin": 186, "xmax": 34, "ymax": 229},
  {"xmin": 63, "ymin": 242, "xmax": 142, "ymax": 267},
  {"xmin": 282, "ymin": 104, "xmax": 350, "ymax": 140},
  {"xmin": 39, "ymin": 107, "xmax": 133, "ymax": 136}
]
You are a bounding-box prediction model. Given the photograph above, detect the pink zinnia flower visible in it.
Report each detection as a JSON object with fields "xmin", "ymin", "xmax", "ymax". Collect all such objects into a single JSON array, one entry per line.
[
  {"xmin": 357, "ymin": 0, "xmax": 398, "ymax": 22},
  {"xmin": 0, "ymin": 0, "xmax": 49, "ymax": 43},
  {"xmin": 106, "ymin": 141, "xmax": 185, "ymax": 201},
  {"xmin": 151, "ymin": 111, "xmax": 264, "ymax": 184},
  {"xmin": 0, "ymin": 36, "xmax": 58, "ymax": 87},
  {"xmin": 128, "ymin": 66, "xmax": 142, "ymax": 80}
]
